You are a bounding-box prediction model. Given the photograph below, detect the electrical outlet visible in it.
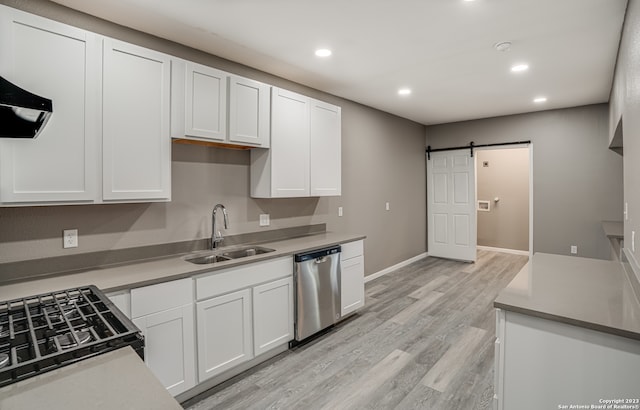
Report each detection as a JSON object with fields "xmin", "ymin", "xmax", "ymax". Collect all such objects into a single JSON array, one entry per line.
[
  {"xmin": 63, "ymin": 229, "xmax": 78, "ymax": 249},
  {"xmin": 385, "ymin": 202, "xmax": 390, "ymax": 211},
  {"xmin": 570, "ymin": 245, "xmax": 577, "ymax": 255},
  {"xmin": 259, "ymin": 214, "xmax": 270, "ymax": 227},
  {"xmin": 338, "ymin": 207, "xmax": 343, "ymax": 217}
]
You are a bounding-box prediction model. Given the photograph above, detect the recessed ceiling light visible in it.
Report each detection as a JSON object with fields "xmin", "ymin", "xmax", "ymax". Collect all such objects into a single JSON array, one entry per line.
[
  {"xmin": 533, "ymin": 97, "xmax": 547, "ymax": 103},
  {"xmin": 398, "ymin": 88, "xmax": 412, "ymax": 96},
  {"xmin": 315, "ymin": 48, "xmax": 332, "ymax": 57},
  {"xmin": 511, "ymin": 64, "xmax": 529, "ymax": 72}
]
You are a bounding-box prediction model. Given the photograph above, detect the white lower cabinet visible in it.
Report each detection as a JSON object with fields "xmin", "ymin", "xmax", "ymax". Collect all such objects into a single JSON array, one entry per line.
[
  {"xmin": 253, "ymin": 277, "xmax": 294, "ymax": 356},
  {"xmin": 131, "ymin": 278, "xmax": 195, "ymax": 397},
  {"xmin": 194, "ymin": 256, "xmax": 294, "ymax": 383},
  {"xmin": 340, "ymin": 240, "xmax": 365, "ymax": 317},
  {"xmin": 494, "ymin": 309, "xmax": 640, "ymax": 410},
  {"xmin": 133, "ymin": 305, "xmax": 195, "ymax": 397},
  {"xmin": 196, "ymin": 288, "xmax": 253, "ymax": 382}
]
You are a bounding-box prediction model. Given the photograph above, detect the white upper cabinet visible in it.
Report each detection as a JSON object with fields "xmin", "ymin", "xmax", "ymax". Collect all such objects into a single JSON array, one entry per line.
[
  {"xmin": 172, "ymin": 60, "xmax": 227, "ymax": 142},
  {"xmin": 310, "ymin": 100, "xmax": 341, "ymax": 196},
  {"xmin": 270, "ymin": 87, "xmax": 310, "ymax": 197},
  {"xmin": 251, "ymin": 87, "xmax": 341, "ymax": 198},
  {"xmin": 171, "ymin": 63, "xmax": 271, "ymax": 148},
  {"xmin": 102, "ymin": 38, "xmax": 171, "ymax": 201},
  {"xmin": 0, "ymin": 7, "xmax": 100, "ymax": 205},
  {"xmin": 228, "ymin": 75, "xmax": 270, "ymax": 147}
]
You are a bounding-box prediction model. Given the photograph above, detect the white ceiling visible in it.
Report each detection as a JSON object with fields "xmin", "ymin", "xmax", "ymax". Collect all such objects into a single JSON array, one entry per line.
[{"xmin": 52, "ymin": 0, "xmax": 628, "ymax": 125}]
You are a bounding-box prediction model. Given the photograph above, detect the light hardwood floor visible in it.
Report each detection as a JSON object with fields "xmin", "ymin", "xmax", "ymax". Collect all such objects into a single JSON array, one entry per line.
[{"xmin": 183, "ymin": 250, "xmax": 528, "ymax": 410}]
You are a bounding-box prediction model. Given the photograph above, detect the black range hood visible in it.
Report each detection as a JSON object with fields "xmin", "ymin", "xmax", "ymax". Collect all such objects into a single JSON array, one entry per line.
[{"xmin": 0, "ymin": 76, "xmax": 53, "ymax": 139}]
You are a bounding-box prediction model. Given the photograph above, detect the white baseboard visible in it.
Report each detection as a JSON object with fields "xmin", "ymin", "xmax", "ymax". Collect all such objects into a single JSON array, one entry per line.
[
  {"xmin": 364, "ymin": 252, "xmax": 429, "ymax": 283},
  {"xmin": 477, "ymin": 245, "xmax": 529, "ymax": 256}
]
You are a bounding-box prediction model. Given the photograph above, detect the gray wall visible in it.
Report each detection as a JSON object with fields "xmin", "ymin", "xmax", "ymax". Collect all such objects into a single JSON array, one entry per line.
[
  {"xmin": 609, "ymin": 0, "xmax": 640, "ymax": 279},
  {"xmin": 0, "ymin": 0, "xmax": 427, "ymax": 277},
  {"xmin": 427, "ymin": 104, "xmax": 623, "ymax": 260},
  {"xmin": 476, "ymin": 148, "xmax": 529, "ymax": 252}
]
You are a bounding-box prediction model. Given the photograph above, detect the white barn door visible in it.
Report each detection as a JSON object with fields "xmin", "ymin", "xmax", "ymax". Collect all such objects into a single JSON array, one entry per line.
[{"xmin": 427, "ymin": 150, "xmax": 477, "ymax": 262}]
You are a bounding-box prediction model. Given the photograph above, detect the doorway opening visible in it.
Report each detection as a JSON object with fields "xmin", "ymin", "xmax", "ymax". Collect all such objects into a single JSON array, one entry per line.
[
  {"xmin": 475, "ymin": 146, "xmax": 530, "ymax": 256},
  {"xmin": 426, "ymin": 143, "xmax": 533, "ymax": 262}
]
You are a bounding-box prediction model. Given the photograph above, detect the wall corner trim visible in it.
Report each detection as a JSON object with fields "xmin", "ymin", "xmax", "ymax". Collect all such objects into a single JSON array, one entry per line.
[{"xmin": 364, "ymin": 252, "xmax": 429, "ymax": 283}]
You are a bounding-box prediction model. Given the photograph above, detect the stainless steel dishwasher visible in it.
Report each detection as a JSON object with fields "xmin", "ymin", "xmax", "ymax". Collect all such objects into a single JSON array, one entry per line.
[{"xmin": 293, "ymin": 245, "xmax": 341, "ymax": 342}]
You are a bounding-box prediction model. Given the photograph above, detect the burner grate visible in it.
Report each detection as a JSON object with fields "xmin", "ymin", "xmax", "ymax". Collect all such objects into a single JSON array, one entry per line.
[{"xmin": 0, "ymin": 285, "xmax": 143, "ymax": 387}]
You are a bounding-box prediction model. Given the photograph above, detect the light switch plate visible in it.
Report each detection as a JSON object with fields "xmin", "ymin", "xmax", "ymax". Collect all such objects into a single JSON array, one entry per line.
[
  {"xmin": 570, "ymin": 245, "xmax": 577, "ymax": 255},
  {"xmin": 385, "ymin": 202, "xmax": 390, "ymax": 211},
  {"xmin": 338, "ymin": 207, "xmax": 343, "ymax": 217},
  {"xmin": 63, "ymin": 229, "xmax": 78, "ymax": 249},
  {"xmin": 259, "ymin": 214, "xmax": 270, "ymax": 227}
]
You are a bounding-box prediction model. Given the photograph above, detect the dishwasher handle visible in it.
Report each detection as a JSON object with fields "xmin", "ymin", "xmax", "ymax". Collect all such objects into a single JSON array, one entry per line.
[{"xmin": 294, "ymin": 245, "xmax": 341, "ymax": 263}]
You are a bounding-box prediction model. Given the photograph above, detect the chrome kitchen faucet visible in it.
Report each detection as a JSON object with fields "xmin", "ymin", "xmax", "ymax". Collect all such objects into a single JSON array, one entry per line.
[{"xmin": 211, "ymin": 204, "xmax": 229, "ymax": 249}]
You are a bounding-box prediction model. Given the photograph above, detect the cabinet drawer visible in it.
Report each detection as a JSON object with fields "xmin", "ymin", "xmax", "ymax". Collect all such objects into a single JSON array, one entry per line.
[
  {"xmin": 196, "ymin": 256, "xmax": 293, "ymax": 301},
  {"xmin": 131, "ymin": 278, "xmax": 193, "ymax": 318},
  {"xmin": 341, "ymin": 240, "xmax": 363, "ymax": 260}
]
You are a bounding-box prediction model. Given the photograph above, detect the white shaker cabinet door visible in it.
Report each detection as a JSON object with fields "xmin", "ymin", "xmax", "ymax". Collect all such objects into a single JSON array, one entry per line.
[
  {"xmin": 196, "ymin": 289, "xmax": 253, "ymax": 382},
  {"xmin": 270, "ymin": 87, "xmax": 310, "ymax": 197},
  {"xmin": 0, "ymin": 7, "xmax": 100, "ymax": 204},
  {"xmin": 253, "ymin": 277, "xmax": 294, "ymax": 356},
  {"xmin": 340, "ymin": 255, "xmax": 365, "ymax": 317},
  {"xmin": 310, "ymin": 99, "xmax": 341, "ymax": 196},
  {"xmin": 102, "ymin": 38, "xmax": 171, "ymax": 201},
  {"xmin": 228, "ymin": 75, "xmax": 270, "ymax": 147},
  {"xmin": 133, "ymin": 304, "xmax": 196, "ymax": 397},
  {"xmin": 184, "ymin": 62, "xmax": 227, "ymax": 141}
]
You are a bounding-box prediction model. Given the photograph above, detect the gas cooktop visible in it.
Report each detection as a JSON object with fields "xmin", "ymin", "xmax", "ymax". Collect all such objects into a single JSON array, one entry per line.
[{"xmin": 0, "ymin": 285, "xmax": 143, "ymax": 387}]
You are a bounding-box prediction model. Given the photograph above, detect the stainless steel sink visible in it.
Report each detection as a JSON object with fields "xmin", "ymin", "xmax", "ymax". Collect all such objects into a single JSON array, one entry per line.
[
  {"xmin": 183, "ymin": 246, "xmax": 275, "ymax": 265},
  {"xmin": 184, "ymin": 253, "xmax": 232, "ymax": 265},
  {"xmin": 219, "ymin": 246, "xmax": 275, "ymax": 259}
]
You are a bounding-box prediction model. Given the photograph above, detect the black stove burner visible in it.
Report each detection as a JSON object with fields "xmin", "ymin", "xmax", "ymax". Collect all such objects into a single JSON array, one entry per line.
[
  {"xmin": 56, "ymin": 330, "xmax": 92, "ymax": 349},
  {"xmin": 0, "ymin": 285, "xmax": 144, "ymax": 388}
]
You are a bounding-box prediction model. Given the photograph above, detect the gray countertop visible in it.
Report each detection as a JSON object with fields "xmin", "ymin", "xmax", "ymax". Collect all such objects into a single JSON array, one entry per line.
[
  {"xmin": 0, "ymin": 347, "xmax": 181, "ymax": 410},
  {"xmin": 0, "ymin": 232, "xmax": 365, "ymax": 300},
  {"xmin": 494, "ymin": 252, "xmax": 640, "ymax": 340},
  {"xmin": 602, "ymin": 220, "xmax": 624, "ymax": 238}
]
